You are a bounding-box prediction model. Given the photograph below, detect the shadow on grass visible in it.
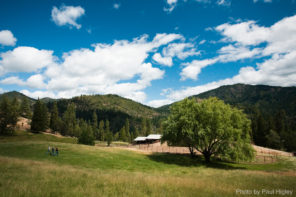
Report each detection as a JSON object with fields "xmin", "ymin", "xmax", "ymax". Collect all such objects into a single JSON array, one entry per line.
[{"xmin": 147, "ymin": 153, "xmax": 246, "ymax": 170}]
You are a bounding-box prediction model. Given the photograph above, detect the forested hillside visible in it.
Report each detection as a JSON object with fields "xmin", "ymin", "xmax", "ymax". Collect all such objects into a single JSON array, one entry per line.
[{"xmin": 160, "ymin": 84, "xmax": 296, "ymax": 151}]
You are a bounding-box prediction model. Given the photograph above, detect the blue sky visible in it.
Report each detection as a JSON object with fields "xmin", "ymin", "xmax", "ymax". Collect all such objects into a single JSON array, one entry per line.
[{"xmin": 0, "ymin": 0, "xmax": 296, "ymax": 107}]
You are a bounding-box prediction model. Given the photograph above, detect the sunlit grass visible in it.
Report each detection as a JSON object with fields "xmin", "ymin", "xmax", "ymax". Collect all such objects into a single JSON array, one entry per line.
[{"xmin": 0, "ymin": 131, "xmax": 295, "ymax": 197}]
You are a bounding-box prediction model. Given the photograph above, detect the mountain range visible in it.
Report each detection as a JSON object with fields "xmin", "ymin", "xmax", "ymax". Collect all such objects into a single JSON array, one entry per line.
[{"xmin": 1, "ymin": 83, "xmax": 296, "ymax": 131}]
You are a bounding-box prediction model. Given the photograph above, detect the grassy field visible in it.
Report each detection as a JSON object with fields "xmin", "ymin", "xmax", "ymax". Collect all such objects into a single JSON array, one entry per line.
[{"xmin": 0, "ymin": 131, "xmax": 295, "ymax": 197}]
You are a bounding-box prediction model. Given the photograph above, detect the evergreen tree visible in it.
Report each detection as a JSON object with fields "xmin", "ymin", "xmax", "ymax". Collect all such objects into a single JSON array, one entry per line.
[
  {"xmin": 11, "ymin": 98, "xmax": 20, "ymax": 117},
  {"xmin": 146, "ymin": 119, "xmax": 152, "ymax": 136},
  {"xmin": 31, "ymin": 99, "xmax": 48, "ymax": 132},
  {"xmin": 92, "ymin": 111, "xmax": 98, "ymax": 129},
  {"xmin": 125, "ymin": 119, "xmax": 131, "ymax": 142},
  {"xmin": 114, "ymin": 132, "xmax": 119, "ymax": 141},
  {"xmin": 20, "ymin": 97, "xmax": 32, "ymax": 118},
  {"xmin": 98, "ymin": 120, "xmax": 105, "ymax": 141},
  {"xmin": 50, "ymin": 102, "xmax": 60, "ymax": 132},
  {"xmin": 73, "ymin": 122, "xmax": 82, "ymax": 138},
  {"xmin": 119, "ymin": 126, "xmax": 127, "ymax": 142},
  {"xmin": 105, "ymin": 119, "xmax": 110, "ymax": 141},
  {"xmin": 266, "ymin": 129, "xmax": 282, "ymax": 149},
  {"xmin": 106, "ymin": 130, "xmax": 113, "ymax": 146},
  {"xmin": 62, "ymin": 103, "xmax": 76, "ymax": 136},
  {"xmin": 78, "ymin": 120, "xmax": 95, "ymax": 145},
  {"xmin": 141, "ymin": 118, "xmax": 147, "ymax": 136},
  {"xmin": 0, "ymin": 96, "xmax": 18, "ymax": 135},
  {"xmin": 92, "ymin": 111, "xmax": 99, "ymax": 139},
  {"xmin": 134, "ymin": 127, "xmax": 139, "ymax": 138}
]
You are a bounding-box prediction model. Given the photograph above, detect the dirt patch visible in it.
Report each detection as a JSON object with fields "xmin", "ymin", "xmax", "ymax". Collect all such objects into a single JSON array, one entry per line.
[{"xmin": 16, "ymin": 117, "xmax": 31, "ymax": 131}]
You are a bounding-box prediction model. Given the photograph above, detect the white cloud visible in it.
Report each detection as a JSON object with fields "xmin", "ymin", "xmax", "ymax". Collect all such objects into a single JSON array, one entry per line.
[
  {"xmin": 0, "ymin": 47, "xmax": 55, "ymax": 75},
  {"xmin": 152, "ymin": 50, "xmax": 296, "ymax": 106},
  {"xmin": 51, "ymin": 5, "xmax": 85, "ymax": 29},
  {"xmin": 216, "ymin": 21, "xmax": 270, "ymax": 46},
  {"xmin": 0, "ymin": 76, "xmax": 26, "ymax": 86},
  {"xmin": 152, "ymin": 42, "xmax": 199, "ymax": 66},
  {"xmin": 162, "ymin": 43, "xmax": 200, "ymax": 59},
  {"xmin": 152, "ymin": 53, "xmax": 173, "ymax": 66},
  {"xmin": 180, "ymin": 58, "xmax": 218, "ymax": 80},
  {"xmin": 181, "ymin": 14, "xmax": 296, "ymax": 81},
  {"xmin": 113, "ymin": 3, "xmax": 121, "ymax": 9},
  {"xmin": 4, "ymin": 34, "xmax": 180, "ymax": 103},
  {"xmin": 218, "ymin": 44, "xmax": 261, "ymax": 62},
  {"xmin": 0, "ymin": 74, "xmax": 47, "ymax": 89},
  {"xmin": 164, "ymin": 0, "xmax": 178, "ymax": 12},
  {"xmin": 0, "ymin": 30, "xmax": 17, "ymax": 46}
]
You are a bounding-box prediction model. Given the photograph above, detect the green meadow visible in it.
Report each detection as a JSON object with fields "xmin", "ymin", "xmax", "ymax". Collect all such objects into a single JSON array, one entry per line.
[{"xmin": 0, "ymin": 131, "xmax": 295, "ymax": 197}]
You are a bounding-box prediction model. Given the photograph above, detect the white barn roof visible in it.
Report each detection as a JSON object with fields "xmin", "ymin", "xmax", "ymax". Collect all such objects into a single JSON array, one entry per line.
[
  {"xmin": 134, "ymin": 136, "xmax": 147, "ymax": 141},
  {"xmin": 146, "ymin": 134, "xmax": 162, "ymax": 140}
]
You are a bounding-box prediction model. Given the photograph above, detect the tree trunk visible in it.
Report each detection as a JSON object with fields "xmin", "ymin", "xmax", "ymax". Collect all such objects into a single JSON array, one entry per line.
[
  {"xmin": 188, "ymin": 146, "xmax": 195, "ymax": 157},
  {"xmin": 203, "ymin": 151, "xmax": 212, "ymax": 163}
]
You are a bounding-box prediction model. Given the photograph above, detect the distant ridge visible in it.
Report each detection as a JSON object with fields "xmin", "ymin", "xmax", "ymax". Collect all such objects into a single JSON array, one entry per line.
[{"xmin": 157, "ymin": 84, "xmax": 296, "ymax": 117}]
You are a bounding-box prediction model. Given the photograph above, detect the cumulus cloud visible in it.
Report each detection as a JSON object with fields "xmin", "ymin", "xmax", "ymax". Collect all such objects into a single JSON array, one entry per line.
[
  {"xmin": 51, "ymin": 5, "xmax": 85, "ymax": 29},
  {"xmin": 0, "ymin": 47, "xmax": 55, "ymax": 75},
  {"xmin": 180, "ymin": 58, "xmax": 218, "ymax": 80},
  {"xmin": 152, "ymin": 53, "xmax": 173, "ymax": 66},
  {"xmin": 1, "ymin": 34, "xmax": 182, "ymax": 103},
  {"xmin": 0, "ymin": 74, "xmax": 47, "ymax": 89},
  {"xmin": 163, "ymin": 43, "xmax": 200, "ymax": 59},
  {"xmin": 147, "ymin": 14, "xmax": 296, "ymax": 107},
  {"xmin": 150, "ymin": 46, "xmax": 296, "ymax": 107},
  {"xmin": 181, "ymin": 14, "xmax": 296, "ymax": 81},
  {"xmin": 0, "ymin": 30, "xmax": 17, "ymax": 46},
  {"xmin": 152, "ymin": 42, "xmax": 200, "ymax": 66}
]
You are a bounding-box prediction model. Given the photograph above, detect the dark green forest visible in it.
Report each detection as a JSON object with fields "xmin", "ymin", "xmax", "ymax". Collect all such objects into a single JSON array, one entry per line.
[{"xmin": 0, "ymin": 84, "xmax": 295, "ymax": 151}]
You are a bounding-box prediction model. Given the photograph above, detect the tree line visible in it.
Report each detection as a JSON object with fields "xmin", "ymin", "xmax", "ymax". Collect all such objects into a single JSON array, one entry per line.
[{"xmin": 0, "ymin": 96, "xmax": 156, "ymax": 146}]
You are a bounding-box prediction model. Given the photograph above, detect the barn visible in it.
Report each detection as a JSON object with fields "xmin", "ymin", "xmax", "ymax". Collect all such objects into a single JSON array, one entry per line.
[{"xmin": 133, "ymin": 134, "xmax": 162, "ymax": 144}]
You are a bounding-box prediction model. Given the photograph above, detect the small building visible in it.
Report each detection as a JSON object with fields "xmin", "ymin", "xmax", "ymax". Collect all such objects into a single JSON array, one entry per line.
[
  {"xmin": 146, "ymin": 134, "xmax": 161, "ymax": 144},
  {"xmin": 133, "ymin": 134, "xmax": 162, "ymax": 144},
  {"xmin": 133, "ymin": 136, "xmax": 147, "ymax": 144}
]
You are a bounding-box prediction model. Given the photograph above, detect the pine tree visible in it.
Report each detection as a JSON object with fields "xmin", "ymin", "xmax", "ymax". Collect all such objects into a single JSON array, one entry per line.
[
  {"xmin": 134, "ymin": 127, "xmax": 139, "ymax": 138},
  {"xmin": 20, "ymin": 97, "xmax": 32, "ymax": 118},
  {"xmin": 119, "ymin": 126, "xmax": 127, "ymax": 142},
  {"xmin": 50, "ymin": 102, "xmax": 60, "ymax": 132},
  {"xmin": 62, "ymin": 103, "xmax": 76, "ymax": 136},
  {"xmin": 105, "ymin": 119, "xmax": 110, "ymax": 140},
  {"xmin": 106, "ymin": 130, "xmax": 113, "ymax": 146},
  {"xmin": 0, "ymin": 96, "xmax": 18, "ymax": 135},
  {"xmin": 11, "ymin": 98, "xmax": 20, "ymax": 118},
  {"xmin": 31, "ymin": 99, "xmax": 48, "ymax": 132},
  {"xmin": 78, "ymin": 120, "xmax": 95, "ymax": 145},
  {"xmin": 125, "ymin": 119, "xmax": 130, "ymax": 142},
  {"xmin": 98, "ymin": 120, "xmax": 105, "ymax": 141},
  {"xmin": 92, "ymin": 111, "xmax": 98, "ymax": 128},
  {"xmin": 141, "ymin": 118, "xmax": 147, "ymax": 136},
  {"xmin": 146, "ymin": 119, "xmax": 152, "ymax": 136}
]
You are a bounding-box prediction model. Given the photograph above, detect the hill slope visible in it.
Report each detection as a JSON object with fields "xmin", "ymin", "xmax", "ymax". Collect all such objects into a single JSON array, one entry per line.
[{"xmin": 159, "ymin": 84, "xmax": 296, "ymax": 116}]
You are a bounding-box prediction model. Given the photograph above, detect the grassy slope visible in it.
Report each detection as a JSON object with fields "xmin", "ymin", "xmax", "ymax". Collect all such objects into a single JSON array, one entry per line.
[{"xmin": 0, "ymin": 131, "xmax": 295, "ymax": 197}]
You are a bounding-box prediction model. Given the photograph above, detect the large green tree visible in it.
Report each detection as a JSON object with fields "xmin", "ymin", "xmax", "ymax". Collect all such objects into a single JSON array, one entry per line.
[
  {"xmin": 20, "ymin": 97, "xmax": 32, "ymax": 118},
  {"xmin": 62, "ymin": 103, "xmax": 76, "ymax": 136},
  {"xmin": 0, "ymin": 96, "xmax": 18, "ymax": 135},
  {"xmin": 162, "ymin": 97, "xmax": 255, "ymax": 162},
  {"xmin": 49, "ymin": 102, "xmax": 60, "ymax": 132},
  {"xmin": 78, "ymin": 120, "xmax": 95, "ymax": 145},
  {"xmin": 31, "ymin": 99, "xmax": 48, "ymax": 132}
]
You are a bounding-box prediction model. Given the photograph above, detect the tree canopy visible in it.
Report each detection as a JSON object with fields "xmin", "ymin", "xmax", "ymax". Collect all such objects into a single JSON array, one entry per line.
[{"xmin": 162, "ymin": 97, "xmax": 255, "ymax": 162}]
